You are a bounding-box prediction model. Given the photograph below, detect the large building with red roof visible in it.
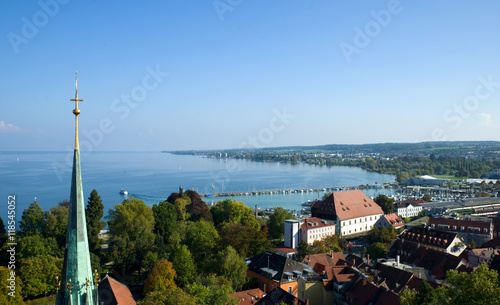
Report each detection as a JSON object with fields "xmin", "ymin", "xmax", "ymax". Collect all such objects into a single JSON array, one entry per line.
[{"xmin": 311, "ymin": 190, "xmax": 384, "ymax": 237}]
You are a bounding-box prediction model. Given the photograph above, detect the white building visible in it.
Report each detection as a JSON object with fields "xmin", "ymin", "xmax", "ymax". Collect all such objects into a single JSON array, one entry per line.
[
  {"xmin": 284, "ymin": 220, "xmax": 301, "ymax": 248},
  {"xmin": 300, "ymin": 217, "xmax": 336, "ymax": 245},
  {"xmin": 402, "ymin": 175, "xmax": 449, "ymax": 186},
  {"xmin": 376, "ymin": 213, "xmax": 404, "ymax": 229},
  {"xmin": 284, "ymin": 217, "xmax": 336, "ymax": 248},
  {"xmin": 311, "ymin": 190, "xmax": 384, "ymax": 237},
  {"xmin": 396, "ymin": 199, "xmax": 424, "ymax": 218}
]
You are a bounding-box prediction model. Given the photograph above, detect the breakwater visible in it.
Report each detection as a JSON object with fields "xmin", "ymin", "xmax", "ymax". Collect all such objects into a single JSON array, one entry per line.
[{"xmin": 200, "ymin": 184, "xmax": 394, "ymax": 198}]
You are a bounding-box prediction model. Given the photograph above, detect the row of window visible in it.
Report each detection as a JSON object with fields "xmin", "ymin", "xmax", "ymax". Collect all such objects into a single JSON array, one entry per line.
[
  {"xmin": 309, "ymin": 232, "xmax": 333, "ymax": 239},
  {"xmin": 342, "ymin": 215, "xmax": 379, "ymax": 226},
  {"xmin": 342, "ymin": 225, "xmax": 373, "ymax": 235}
]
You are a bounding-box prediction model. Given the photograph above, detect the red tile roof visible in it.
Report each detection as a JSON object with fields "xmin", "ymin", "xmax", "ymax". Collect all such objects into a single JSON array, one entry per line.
[
  {"xmin": 231, "ymin": 288, "xmax": 265, "ymax": 305},
  {"xmin": 385, "ymin": 213, "xmax": 404, "ymax": 228},
  {"xmin": 274, "ymin": 247, "xmax": 298, "ymax": 254},
  {"xmin": 345, "ymin": 278, "xmax": 379, "ymax": 305},
  {"xmin": 428, "ymin": 217, "xmax": 491, "ymax": 234},
  {"xmin": 400, "ymin": 226, "xmax": 459, "ymax": 250},
  {"xmin": 100, "ymin": 275, "xmax": 136, "ymax": 305},
  {"xmin": 300, "ymin": 217, "xmax": 335, "ymax": 231},
  {"xmin": 301, "ymin": 252, "xmax": 345, "ymax": 273},
  {"xmin": 398, "ymin": 199, "xmax": 426, "ymax": 208},
  {"xmin": 311, "ymin": 190, "xmax": 384, "ymax": 221}
]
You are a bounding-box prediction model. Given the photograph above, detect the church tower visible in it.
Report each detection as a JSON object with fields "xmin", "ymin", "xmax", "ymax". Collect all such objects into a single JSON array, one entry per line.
[{"xmin": 56, "ymin": 72, "xmax": 98, "ymax": 305}]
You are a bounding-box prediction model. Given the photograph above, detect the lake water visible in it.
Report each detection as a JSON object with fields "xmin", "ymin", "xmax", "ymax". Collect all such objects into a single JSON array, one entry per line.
[{"xmin": 0, "ymin": 151, "xmax": 395, "ymax": 222}]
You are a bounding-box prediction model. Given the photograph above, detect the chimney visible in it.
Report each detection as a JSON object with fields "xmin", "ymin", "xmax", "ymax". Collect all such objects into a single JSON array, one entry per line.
[
  {"xmin": 306, "ymin": 299, "xmax": 310, "ymax": 305},
  {"xmin": 367, "ymin": 254, "xmax": 370, "ymax": 264},
  {"xmin": 396, "ymin": 255, "xmax": 400, "ymax": 267}
]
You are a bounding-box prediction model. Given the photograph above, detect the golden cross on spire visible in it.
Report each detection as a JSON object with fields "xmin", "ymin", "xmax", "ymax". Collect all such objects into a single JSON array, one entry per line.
[{"xmin": 70, "ymin": 71, "xmax": 83, "ymax": 116}]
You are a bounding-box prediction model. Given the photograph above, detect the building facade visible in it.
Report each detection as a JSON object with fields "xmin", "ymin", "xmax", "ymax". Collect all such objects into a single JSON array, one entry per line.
[
  {"xmin": 396, "ymin": 199, "xmax": 425, "ymax": 218},
  {"xmin": 284, "ymin": 217, "xmax": 336, "ymax": 248},
  {"xmin": 311, "ymin": 190, "xmax": 384, "ymax": 237}
]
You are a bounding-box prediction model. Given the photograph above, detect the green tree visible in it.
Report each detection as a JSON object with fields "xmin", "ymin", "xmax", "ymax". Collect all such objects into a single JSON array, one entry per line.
[
  {"xmin": 374, "ymin": 195, "xmax": 395, "ymax": 214},
  {"xmin": 144, "ymin": 259, "xmax": 177, "ymax": 294},
  {"xmin": 184, "ymin": 190, "xmax": 214, "ymax": 222},
  {"xmin": 18, "ymin": 255, "xmax": 62, "ymax": 299},
  {"xmin": 171, "ymin": 245, "xmax": 196, "ymax": 287},
  {"xmin": 19, "ymin": 201, "xmax": 44, "ymax": 237},
  {"xmin": 108, "ymin": 197, "xmax": 155, "ymax": 274},
  {"xmin": 139, "ymin": 288, "xmax": 197, "ymax": 305},
  {"xmin": 0, "ymin": 217, "xmax": 7, "ymax": 246},
  {"xmin": 211, "ymin": 199, "xmax": 259, "ymax": 229},
  {"xmin": 18, "ymin": 234, "xmax": 62, "ymax": 259},
  {"xmin": 184, "ymin": 220, "xmax": 219, "ymax": 271},
  {"xmin": 43, "ymin": 203, "xmax": 68, "ymax": 249},
  {"xmin": 86, "ymin": 189, "xmax": 106, "ymax": 255},
  {"xmin": 211, "ymin": 246, "xmax": 247, "ymax": 290},
  {"xmin": 445, "ymin": 264, "xmax": 500, "ymax": 305},
  {"xmin": 185, "ymin": 275, "xmax": 238, "ymax": 305},
  {"xmin": 0, "ymin": 266, "xmax": 25, "ymax": 305},
  {"xmin": 143, "ymin": 251, "xmax": 159, "ymax": 271},
  {"xmin": 166, "ymin": 190, "xmax": 213, "ymax": 222},
  {"xmin": 323, "ymin": 235, "xmax": 342, "ymax": 252},
  {"xmin": 152, "ymin": 200, "xmax": 177, "ymax": 238},
  {"xmin": 366, "ymin": 242, "xmax": 387, "ymax": 260},
  {"xmin": 401, "ymin": 264, "xmax": 500, "ymax": 305},
  {"xmin": 414, "ymin": 281, "xmax": 439, "ymax": 305},
  {"xmin": 174, "ymin": 197, "xmax": 191, "ymax": 221},
  {"xmin": 422, "ymin": 194, "xmax": 432, "ymax": 202},
  {"xmin": 267, "ymin": 207, "xmax": 294, "ymax": 240},
  {"xmin": 90, "ymin": 252, "xmax": 102, "ymax": 275},
  {"xmin": 367, "ymin": 226, "xmax": 396, "ymax": 245},
  {"xmin": 297, "ymin": 240, "xmax": 311, "ymax": 261},
  {"xmin": 218, "ymin": 223, "xmax": 271, "ymax": 258}
]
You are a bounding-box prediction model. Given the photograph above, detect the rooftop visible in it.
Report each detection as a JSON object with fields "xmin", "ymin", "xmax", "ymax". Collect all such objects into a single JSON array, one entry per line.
[
  {"xmin": 312, "ymin": 190, "xmax": 384, "ymax": 221},
  {"xmin": 300, "ymin": 217, "xmax": 335, "ymax": 230}
]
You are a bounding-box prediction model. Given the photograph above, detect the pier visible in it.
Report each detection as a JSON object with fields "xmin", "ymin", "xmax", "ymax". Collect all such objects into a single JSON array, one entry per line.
[{"xmin": 200, "ymin": 184, "xmax": 393, "ymax": 198}]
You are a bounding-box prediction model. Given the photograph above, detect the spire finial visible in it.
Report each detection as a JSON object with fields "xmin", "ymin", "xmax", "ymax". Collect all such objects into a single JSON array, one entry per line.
[
  {"xmin": 70, "ymin": 71, "xmax": 83, "ymax": 150},
  {"xmin": 70, "ymin": 71, "xmax": 83, "ymax": 116}
]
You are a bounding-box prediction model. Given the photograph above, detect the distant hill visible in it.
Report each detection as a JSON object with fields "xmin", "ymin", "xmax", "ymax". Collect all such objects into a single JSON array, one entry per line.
[{"xmin": 166, "ymin": 141, "xmax": 500, "ymax": 158}]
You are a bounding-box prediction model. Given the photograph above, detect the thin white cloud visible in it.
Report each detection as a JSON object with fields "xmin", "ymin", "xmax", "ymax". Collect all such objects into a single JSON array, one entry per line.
[
  {"xmin": 476, "ymin": 114, "xmax": 496, "ymax": 128},
  {"xmin": 0, "ymin": 120, "xmax": 21, "ymax": 132}
]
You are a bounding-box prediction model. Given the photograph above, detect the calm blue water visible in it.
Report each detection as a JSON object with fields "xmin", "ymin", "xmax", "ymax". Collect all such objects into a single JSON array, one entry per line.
[{"xmin": 0, "ymin": 151, "xmax": 395, "ymax": 223}]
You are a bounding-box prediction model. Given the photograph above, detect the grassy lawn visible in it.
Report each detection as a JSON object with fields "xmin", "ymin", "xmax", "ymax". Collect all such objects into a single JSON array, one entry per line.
[
  {"xmin": 26, "ymin": 295, "xmax": 56, "ymax": 305},
  {"xmin": 431, "ymin": 175, "xmax": 466, "ymax": 181}
]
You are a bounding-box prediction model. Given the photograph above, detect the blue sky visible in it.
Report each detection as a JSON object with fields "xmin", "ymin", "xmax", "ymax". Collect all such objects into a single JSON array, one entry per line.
[{"xmin": 1, "ymin": 0, "xmax": 500, "ymax": 151}]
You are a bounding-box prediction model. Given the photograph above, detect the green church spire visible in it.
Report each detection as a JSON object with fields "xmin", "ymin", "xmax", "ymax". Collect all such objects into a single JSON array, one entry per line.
[{"xmin": 56, "ymin": 72, "xmax": 98, "ymax": 305}]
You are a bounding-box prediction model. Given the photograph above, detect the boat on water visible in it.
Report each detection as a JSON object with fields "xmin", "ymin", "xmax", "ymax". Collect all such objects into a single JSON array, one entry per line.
[{"xmin": 120, "ymin": 189, "xmax": 128, "ymax": 195}]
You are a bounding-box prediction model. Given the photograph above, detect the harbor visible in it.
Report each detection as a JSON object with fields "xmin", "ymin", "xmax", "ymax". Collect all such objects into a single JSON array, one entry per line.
[{"xmin": 200, "ymin": 184, "xmax": 394, "ymax": 198}]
